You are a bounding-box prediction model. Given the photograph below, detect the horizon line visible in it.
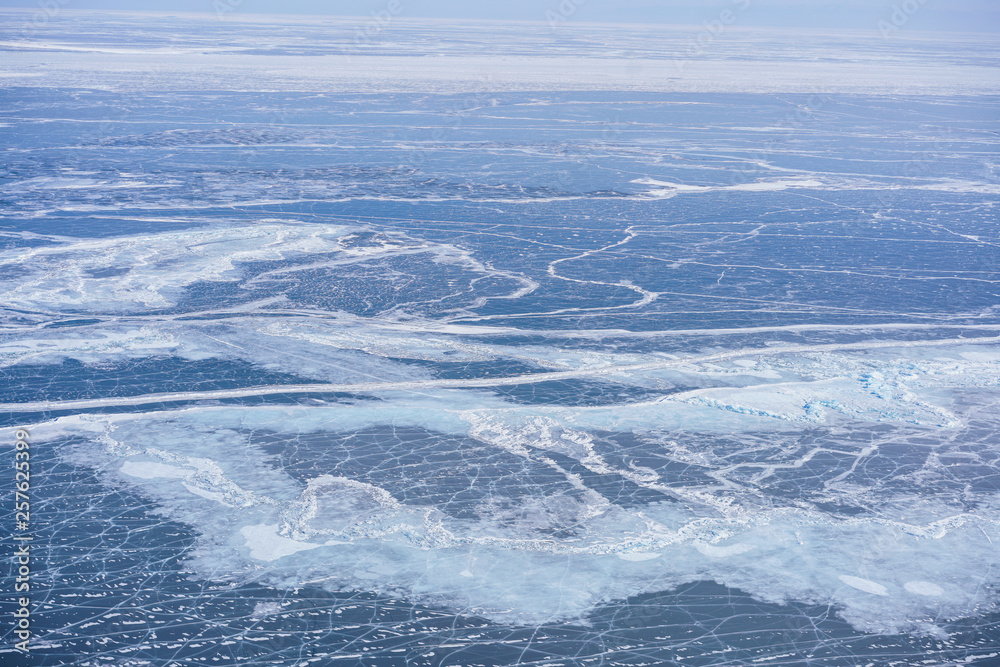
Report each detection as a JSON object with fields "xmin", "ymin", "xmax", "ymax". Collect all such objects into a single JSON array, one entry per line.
[{"xmin": 0, "ymin": 7, "xmax": 998, "ymax": 38}]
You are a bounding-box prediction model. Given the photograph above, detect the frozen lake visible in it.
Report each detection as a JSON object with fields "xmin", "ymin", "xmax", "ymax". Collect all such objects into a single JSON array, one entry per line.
[{"xmin": 1, "ymin": 10, "xmax": 999, "ymax": 666}]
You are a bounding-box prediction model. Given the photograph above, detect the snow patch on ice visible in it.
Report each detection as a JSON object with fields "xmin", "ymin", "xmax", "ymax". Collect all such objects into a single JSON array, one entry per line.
[
  {"xmin": 242, "ymin": 524, "xmax": 322, "ymax": 561},
  {"xmin": 839, "ymin": 575, "xmax": 889, "ymax": 596},
  {"xmin": 904, "ymin": 581, "xmax": 944, "ymax": 596}
]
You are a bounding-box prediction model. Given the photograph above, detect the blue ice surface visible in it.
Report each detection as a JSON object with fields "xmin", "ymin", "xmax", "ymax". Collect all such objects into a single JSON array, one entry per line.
[{"xmin": 1, "ymin": 13, "xmax": 1000, "ymax": 667}]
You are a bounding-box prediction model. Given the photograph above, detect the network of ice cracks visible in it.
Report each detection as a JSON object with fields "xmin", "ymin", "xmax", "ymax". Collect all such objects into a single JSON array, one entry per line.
[{"xmin": 6, "ymin": 219, "xmax": 998, "ymax": 642}]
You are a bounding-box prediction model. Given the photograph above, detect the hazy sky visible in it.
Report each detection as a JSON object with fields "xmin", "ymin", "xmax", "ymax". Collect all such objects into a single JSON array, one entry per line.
[{"xmin": 1, "ymin": 0, "xmax": 997, "ymax": 32}]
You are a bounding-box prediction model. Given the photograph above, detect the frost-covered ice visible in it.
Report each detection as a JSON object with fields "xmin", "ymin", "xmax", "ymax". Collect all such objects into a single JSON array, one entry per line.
[
  {"xmin": 2, "ymin": 9, "xmax": 999, "ymax": 667},
  {"xmin": 21, "ymin": 391, "xmax": 999, "ymax": 639}
]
